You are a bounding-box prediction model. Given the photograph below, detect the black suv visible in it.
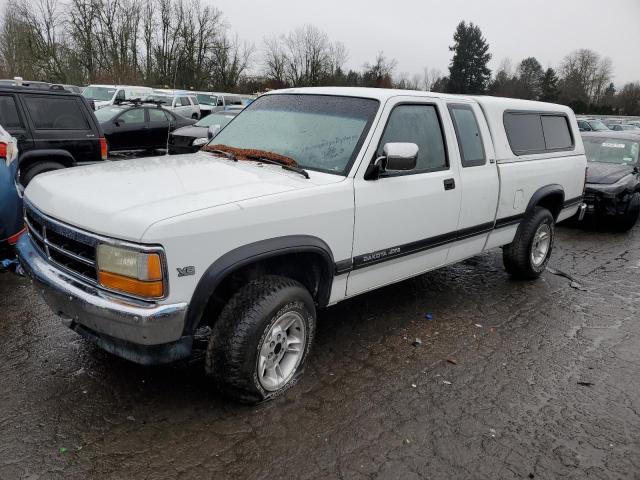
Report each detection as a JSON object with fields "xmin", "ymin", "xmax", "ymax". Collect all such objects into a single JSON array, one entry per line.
[{"xmin": 0, "ymin": 85, "xmax": 106, "ymax": 186}]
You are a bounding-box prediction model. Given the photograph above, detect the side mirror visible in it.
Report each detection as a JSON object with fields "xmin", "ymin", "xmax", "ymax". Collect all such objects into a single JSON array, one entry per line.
[
  {"xmin": 208, "ymin": 124, "xmax": 221, "ymax": 140},
  {"xmin": 379, "ymin": 143, "xmax": 419, "ymax": 171}
]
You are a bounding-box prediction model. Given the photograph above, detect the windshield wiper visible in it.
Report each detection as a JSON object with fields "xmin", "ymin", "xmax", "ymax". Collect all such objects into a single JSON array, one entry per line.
[{"xmin": 245, "ymin": 154, "xmax": 310, "ymax": 179}]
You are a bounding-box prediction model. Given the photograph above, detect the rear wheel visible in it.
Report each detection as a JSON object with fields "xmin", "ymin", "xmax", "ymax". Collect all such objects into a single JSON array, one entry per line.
[
  {"xmin": 206, "ymin": 275, "xmax": 316, "ymax": 404},
  {"xmin": 613, "ymin": 192, "xmax": 640, "ymax": 232},
  {"xmin": 503, "ymin": 206, "xmax": 555, "ymax": 280},
  {"xmin": 20, "ymin": 161, "xmax": 66, "ymax": 187}
]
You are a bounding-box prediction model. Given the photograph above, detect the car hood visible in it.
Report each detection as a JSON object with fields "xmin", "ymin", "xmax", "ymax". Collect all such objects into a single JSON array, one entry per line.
[
  {"xmin": 587, "ymin": 162, "xmax": 636, "ymax": 185},
  {"xmin": 25, "ymin": 152, "xmax": 343, "ymax": 241},
  {"xmin": 171, "ymin": 125, "xmax": 207, "ymax": 139}
]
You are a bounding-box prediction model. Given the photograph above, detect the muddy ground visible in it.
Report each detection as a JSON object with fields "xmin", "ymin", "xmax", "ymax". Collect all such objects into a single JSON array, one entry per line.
[{"xmin": 1, "ymin": 223, "xmax": 639, "ymax": 480}]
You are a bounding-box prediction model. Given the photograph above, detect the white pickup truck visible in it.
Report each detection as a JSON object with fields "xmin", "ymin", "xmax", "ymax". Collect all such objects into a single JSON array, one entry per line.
[{"xmin": 17, "ymin": 87, "xmax": 587, "ymax": 403}]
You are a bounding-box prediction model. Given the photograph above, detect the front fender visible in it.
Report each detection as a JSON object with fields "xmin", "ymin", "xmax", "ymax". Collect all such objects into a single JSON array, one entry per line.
[{"xmin": 182, "ymin": 235, "xmax": 334, "ymax": 336}]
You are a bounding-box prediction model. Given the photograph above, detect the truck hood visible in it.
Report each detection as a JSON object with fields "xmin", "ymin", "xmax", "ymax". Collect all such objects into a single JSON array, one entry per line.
[
  {"xmin": 25, "ymin": 152, "xmax": 341, "ymax": 241},
  {"xmin": 587, "ymin": 162, "xmax": 636, "ymax": 185}
]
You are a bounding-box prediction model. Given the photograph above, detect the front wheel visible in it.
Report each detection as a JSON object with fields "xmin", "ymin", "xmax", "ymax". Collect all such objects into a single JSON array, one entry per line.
[
  {"xmin": 206, "ymin": 275, "xmax": 316, "ymax": 404},
  {"xmin": 503, "ymin": 206, "xmax": 555, "ymax": 280}
]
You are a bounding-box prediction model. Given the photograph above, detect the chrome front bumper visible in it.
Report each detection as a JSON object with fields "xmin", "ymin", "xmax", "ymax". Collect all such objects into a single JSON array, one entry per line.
[{"xmin": 17, "ymin": 234, "xmax": 192, "ymax": 364}]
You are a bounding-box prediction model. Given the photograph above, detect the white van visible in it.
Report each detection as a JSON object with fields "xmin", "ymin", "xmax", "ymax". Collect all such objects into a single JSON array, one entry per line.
[{"xmin": 82, "ymin": 85, "xmax": 153, "ymax": 109}]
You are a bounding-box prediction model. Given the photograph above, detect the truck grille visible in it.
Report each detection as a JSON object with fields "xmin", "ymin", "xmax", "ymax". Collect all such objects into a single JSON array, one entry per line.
[{"xmin": 24, "ymin": 203, "xmax": 98, "ymax": 282}]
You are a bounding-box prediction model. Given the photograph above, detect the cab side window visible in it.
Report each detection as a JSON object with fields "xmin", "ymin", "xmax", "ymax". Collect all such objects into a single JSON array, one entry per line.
[
  {"xmin": 180, "ymin": 97, "xmax": 191, "ymax": 107},
  {"xmin": 115, "ymin": 90, "xmax": 125, "ymax": 101},
  {"xmin": 448, "ymin": 104, "xmax": 486, "ymax": 167},
  {"xmin": 377, "ymin": 104, "xmax": 447, "ymax": 173}
]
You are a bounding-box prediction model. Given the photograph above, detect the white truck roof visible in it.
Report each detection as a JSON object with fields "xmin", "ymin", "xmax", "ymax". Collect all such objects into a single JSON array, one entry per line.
[{"xmin": 266, "ymin": 87, "xmax": 582, "ymax": 161}]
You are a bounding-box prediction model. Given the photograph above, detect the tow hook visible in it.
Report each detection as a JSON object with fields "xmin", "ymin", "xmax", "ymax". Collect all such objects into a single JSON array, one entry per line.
[{"xmin": 578, "ymin": 203, "xmax": 587, "ymax": 221}]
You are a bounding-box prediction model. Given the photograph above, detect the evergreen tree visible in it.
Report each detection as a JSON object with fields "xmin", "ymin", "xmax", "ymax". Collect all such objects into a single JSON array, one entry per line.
[
  {"xmin": 540, "ymin": 68, "xmax": 559, "ymax": 102},
  {"xmin": 517, "ymin": 57, "xmax": 543, "ymax": 100},
  {"xmin": 446, "ymin": 21, "xmax": 492, "ymax": 94}
]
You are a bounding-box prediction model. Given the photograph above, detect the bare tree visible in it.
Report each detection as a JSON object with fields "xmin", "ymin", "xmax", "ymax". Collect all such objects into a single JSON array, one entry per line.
[
  {"xmin": 422, "ymin": 67, "xmax": 442, "ymax": 91},
  {"xmin": 211, "ymin": 33, "xmax": 253, "ymax": 90}
]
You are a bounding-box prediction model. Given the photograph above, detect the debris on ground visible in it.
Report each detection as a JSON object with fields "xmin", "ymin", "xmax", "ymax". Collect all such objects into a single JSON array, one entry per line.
[
  {"xmin": 442, "ymin": 380, "xmax": 452, "ymax": 385},
  {"xmin": 424, "ymin": 313, "xmax": 433, "ymax": 321},
  {"xmin": 59, "ymin": 447, "xmax": 68, "ymax": 454},
  {"xmin": 411, "ymin": 383, "xmax": 417, "ymax": 388},
  {"xmin": 570, "ymin": 281, "xmax": 588, "ymax": 291},
  {"xmin": 577, "ymin": 381, "xmax": 595, "ymax": 387},
  {"xmin": 446, "ymin": 357, "xmax": 458, "ymax": 365},
  {"xmin": 412, "ymin": 338, "xmax": 422, "ymax": 347},
  {"xmin": 475, "ymin": 323, "xmax": 483, "ymax": 328},
  {"xmin": 547, "ymin": 267, "xmax": 586, "ymax": 291}
]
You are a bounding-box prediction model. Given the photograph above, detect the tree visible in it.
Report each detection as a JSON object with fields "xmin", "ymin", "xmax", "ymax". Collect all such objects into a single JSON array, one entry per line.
[
  {"xmin": 540, "ymin": 68, "xmax": 559, "ymax": 103},
  {"xmin": 517, "ymin": 57, "xmax": 543, "ymax": 100},
  {"xmin": 617, "ymin": 83, "xmax": 640, "ymax": 116},
  {"xmin": 559, "ymin": 49, "xmax": 612, "ymax": 105},
  {"xmin": 361, "ymin": 51, "xmax": 396, "ymax": 88},
  {"xmin": 262, "ymin": 25, "xmax": 346, "ymax": 87},
  {"xmin": 446, "ymin": 21, "xmax": 491, "ymax": 94}
]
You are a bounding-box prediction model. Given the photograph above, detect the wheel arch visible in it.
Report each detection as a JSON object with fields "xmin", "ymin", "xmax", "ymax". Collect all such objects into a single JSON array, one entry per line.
[
  {"xmin": 19, "ymin": 149, "xmax": 75, "ymax": 172},
  {"xmin": 183, "ymin": 235, "xmax": 335, "ymax": 336},
  {"xmin": 525, "ymin": 184, "xmax": 565, "ymax": 220}
]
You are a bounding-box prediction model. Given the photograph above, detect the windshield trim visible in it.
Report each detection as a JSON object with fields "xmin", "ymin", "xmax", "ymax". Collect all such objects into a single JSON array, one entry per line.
[{"xmin": 223, "ymin": 93, "xmax": 381, "ymax": 177}]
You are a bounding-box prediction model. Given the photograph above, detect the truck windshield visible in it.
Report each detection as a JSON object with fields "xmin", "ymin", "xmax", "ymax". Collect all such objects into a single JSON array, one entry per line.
[
  {"xmin": 83, "ymin": 86, "xmax": 116, "ymax": 101},
  {"xmin": 583, "ymin": 137, "xmax": 640, "ymax": 165},
  {"xmin": 209, "ymin": 94, "xmax": 379, "ymax": 175}
]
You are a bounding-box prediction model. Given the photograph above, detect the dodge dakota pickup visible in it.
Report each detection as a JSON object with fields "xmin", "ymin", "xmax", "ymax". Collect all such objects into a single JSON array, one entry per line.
[{"xmin": 17, "ymin": 88, "xmax": 587, "ymax": 403}]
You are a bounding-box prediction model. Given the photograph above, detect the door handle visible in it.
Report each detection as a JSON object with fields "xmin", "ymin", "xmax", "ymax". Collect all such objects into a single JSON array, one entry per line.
[{"xmin": 443, "ymin": 178, "xmax": 456, "ymax": 190}]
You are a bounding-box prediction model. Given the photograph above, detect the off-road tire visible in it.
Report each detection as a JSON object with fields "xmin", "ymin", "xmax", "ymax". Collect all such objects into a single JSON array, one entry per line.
[
  {"xmin": 613, "ymin": 192, "xmax": 640, "ymax": 232},
  {"xmin": 20, "ymin": 161, "xmax": 66, "ymax": 187},
  {"xmin": 503, "ymin": 206, "xmax": 555, "ymax": 280},
  {"xmin": 205, "ymin": 275, "xmax": 316, "ymax": 404}
]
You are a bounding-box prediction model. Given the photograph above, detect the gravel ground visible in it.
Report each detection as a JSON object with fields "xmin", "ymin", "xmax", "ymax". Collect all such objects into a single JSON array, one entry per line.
[{"xmin": 1, "ymin": 223, "xmax": 639, "ymax": 480}]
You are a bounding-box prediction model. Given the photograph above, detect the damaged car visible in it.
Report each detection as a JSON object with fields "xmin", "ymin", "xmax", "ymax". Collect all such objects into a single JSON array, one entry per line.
[{"xmin": 582, "ymin": 131, "xmax": 640, "ymax": 231}]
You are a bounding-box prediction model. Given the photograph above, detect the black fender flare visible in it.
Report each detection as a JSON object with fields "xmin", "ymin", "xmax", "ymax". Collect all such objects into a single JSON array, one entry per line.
[
  {"xmin": 525, "ymin": 184, "xmax": 565, "ymax": 219},
  {"xmin": 19, "ymin": 149, "xmax": 75, "ymax": 170},
  {"xmin": 182, "ymin": 235, "xmax": 335, "ymax": 336}
]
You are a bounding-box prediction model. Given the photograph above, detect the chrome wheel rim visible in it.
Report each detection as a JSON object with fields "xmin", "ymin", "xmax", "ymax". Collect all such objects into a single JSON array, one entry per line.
[
  {"xmin": 531, "ymin": 223, "xmax": 551, "ymax": 267},
  {"xmin": 257, "ymin": 311, "xmax": 306, "ymax": 391}
]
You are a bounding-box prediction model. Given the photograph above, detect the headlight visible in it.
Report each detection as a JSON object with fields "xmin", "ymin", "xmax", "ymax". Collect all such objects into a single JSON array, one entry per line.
[
  {"xmin": 96, "ymin": 244, "xmax": 165, "ymax": 298},
  {"xmin": 192, "ymin": 137, "xmax": 208, "ymax": 147}
]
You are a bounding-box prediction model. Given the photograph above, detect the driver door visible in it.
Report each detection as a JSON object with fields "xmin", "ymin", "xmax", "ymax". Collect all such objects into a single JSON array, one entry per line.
[{"xmin": 347, "ymin": 97, "xmax": 462, "ymax": 297}]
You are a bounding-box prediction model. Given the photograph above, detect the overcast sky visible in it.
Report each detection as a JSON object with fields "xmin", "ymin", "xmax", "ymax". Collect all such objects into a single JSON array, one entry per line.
[
  {"xmin": 1, "ymin": 0, "xmax": 638, "ymax": 85},
  {"xmin": 212, "ymin": 0, "xmax": 640, "ymax": 85}
]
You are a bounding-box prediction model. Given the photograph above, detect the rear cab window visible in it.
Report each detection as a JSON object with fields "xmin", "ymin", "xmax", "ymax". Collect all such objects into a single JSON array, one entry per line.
[
  {"xmin": 504, "ymin": 112, "xmax": 574, "ymax": 156},
  {"xmin": 24, "ymin": 95, "xmax": 90, "ymax": 130},
  {"xmin": 448, "ymin": 104, "xmax": 486, "ymax": 167}
]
